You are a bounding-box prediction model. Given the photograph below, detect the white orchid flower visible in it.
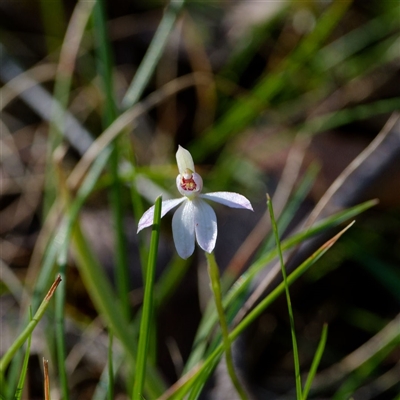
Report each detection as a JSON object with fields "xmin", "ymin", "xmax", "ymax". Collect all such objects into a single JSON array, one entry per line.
[{"xmin": 137, "ymin": 146, "xmax": 253, "ymax": 259}]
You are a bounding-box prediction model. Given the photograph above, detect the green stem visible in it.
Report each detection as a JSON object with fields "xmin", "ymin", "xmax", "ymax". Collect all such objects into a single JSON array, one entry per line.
[
  {"xmin": 0, "ymin": 276, "xmax": 62, "ymax": 375},
  {"xmin": 55, "ymin": 263, "xmax": 69, "ymax": 400},
  {"xmin": 205, "ymin": 252, "xmax": 248, "ymax": 400},
  {"xmin": 267, "ymin": 194, "xmax": 302, "ymax": 399},
  {"xmin": 15, "ymin": 308, "xmax": 33, "ymax": 400},
  {"xmin": 174, "ymin": 223, "xmax": 353, "ymax": 399},
  {"xmin": 72, "ymin": 220, "xmax": 166, "ymax": 397},
  {"xmin": 132, "ymin": 196, "xmax": 162, "ymax": 400},
  {"xmin": 302, "ymin": 324, "xmax": 328, "ymax": 399},
  {"xmin": 93, "ymin": 0, "xmax": 130, "ymax": 320}
]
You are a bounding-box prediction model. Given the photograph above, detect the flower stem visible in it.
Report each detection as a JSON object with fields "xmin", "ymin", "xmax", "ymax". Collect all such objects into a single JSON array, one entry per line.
[{"xmin": 205, "ymin": 252, "xmax": 248, "ymax": 400}]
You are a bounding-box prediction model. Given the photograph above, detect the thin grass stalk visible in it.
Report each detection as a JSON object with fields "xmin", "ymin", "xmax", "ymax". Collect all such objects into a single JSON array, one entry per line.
[
  {"xmin": 15, "ymin": 308, "xmax": 33, "ymax": 400},
  {"xmin": 173, "ymin": 223, "xmax": 354, "ymax": 400},
  {"xmin": 72, "ymin": 221, "xmax": 166, "ymax": 397},
  {"xmin": 267, "ymin": 194, "xmax": 302, "ymax": 399},
  {"xmin": 302, "ymin": 324, "xmax": 328, "ymax": 399},
  {"xmin": 92, "ymin": 0, "xmax": 131, "ymax": 320},
  {"xmin": 122, "ymin": 0, "xmax": 186, "ymax": 108},
  {"xmin": 184, "ymin": 202, "xmax": 373, "ymax": 374},
  {"xmin": 132, "ymin": 196, "xmax": 162, "ymax": 400},
  {"xmin": 205, "ymin": 252, "xmax": 248, "ymax": 400},
  {"xmin": 0, "ymin": 276, "xmax": 62, "ymax": 380},
  {"xmin": 55, "ymin": 259, "xmax": 69, "ymax": 400}
]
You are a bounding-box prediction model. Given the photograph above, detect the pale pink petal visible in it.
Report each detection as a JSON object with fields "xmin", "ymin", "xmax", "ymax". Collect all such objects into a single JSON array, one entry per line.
[
  {"xmin": 193, "ymin": 199, "xmax": 217, "ymax": 254},
  {"xmin": 137, "ymin": 197, "xmax": 185, "ymax": 233},
  {"xmin": 172, "ymin": 201, "xmax": 195, "ymax": 259},
  {"xmin": 200, "ymin": 192, "xmax": 253, "ymax": 211}
]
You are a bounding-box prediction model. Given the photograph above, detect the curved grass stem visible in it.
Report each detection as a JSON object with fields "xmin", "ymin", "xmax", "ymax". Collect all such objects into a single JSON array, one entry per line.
[
  {"xmin": 205, "ymin": 252, "xmax": 248, "ymax": 400},
  {"xmin": 267, "ymin": 194, "xmax": 302, "ymax": 400}
]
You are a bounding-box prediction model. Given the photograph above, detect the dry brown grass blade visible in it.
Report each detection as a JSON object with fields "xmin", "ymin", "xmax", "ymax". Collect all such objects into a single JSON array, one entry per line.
[{"xmin": 43, "ymin": 358, "xmax": 50, "ymax": 400}]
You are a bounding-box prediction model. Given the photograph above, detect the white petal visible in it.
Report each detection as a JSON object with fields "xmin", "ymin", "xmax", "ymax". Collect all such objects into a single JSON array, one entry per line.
[
  {"xmin": 176, "ymin": 145, "xmax": 195, "ymax": 174},
  {"xmin": 200, "ymin": 192, "xmax": 253, "ymax": 211},
  {"xmin": 193, "ymin": 199, "xmax": 217, "ymax": 254},
  {"xmin": 137, "ymin": 197, "xmax": 185, "ymax": 232},
  {"xmin": 172, "ymin": 201, "xmax": 195, "ymax": 259}
]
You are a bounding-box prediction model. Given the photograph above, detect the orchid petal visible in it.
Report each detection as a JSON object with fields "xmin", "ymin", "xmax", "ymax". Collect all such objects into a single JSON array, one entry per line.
[
  {"xmin": 193, "ymin": 199, "xmax": 217, "ymax": 254},
  {"xmin": 176, "ymin": 145, "xmax": 195, "ymax": 174},
  {"xmin": 172, "ymin": 201, "xmax": 195, "ymax": 259},
  {"xmin": 200, "ymin": 192, "xmax": 253, "ymax": 211},
  {"xmin": 137, "ymin": 197, "xmax": 185, "ymax": 232}
]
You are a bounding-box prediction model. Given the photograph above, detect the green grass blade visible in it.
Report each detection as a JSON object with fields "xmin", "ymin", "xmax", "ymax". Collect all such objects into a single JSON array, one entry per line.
[
  {"xmin": 14, "ymin": 309, "xmax": 33, "ymax": 400},
  {"xmin": 71, "ymin": 220, "xmax": 166, "ymax": 397},
  {"xmin": 132, "ymin": 196, "xmax": 162, "ymax": 400},
  {"xmin": 267, "ymin": 194, "xmax": 302, "ymax": 399},
  {"xmin": 302, "ymin": 323, "xmax": 328, "ymax": 399},
  {"xmin": 173, "ymin": 223, "xmax": 355, "ymax": 400},
  {"xmin": 0, "ymin": 276, "xmax": 62, "ymax": 376},
  {"xmin": 190, "ymin": 0, "xmax": 352, "ymax": 160},
  {"xmin": 332, "ymin": 329, "xmax": 400, "ymax": 400},
  {"xmin": 92, "ymin": 343, "xmax": 125, "ymax": 400},
  {"xmin": 230, "ymin": 222, "xmax": 355, "ymax": 342},
  {"xmin": 318, "ymin": 3, "xmax": 400, "ymax": 70},
  {"xmin": 55, "ymin": 260, "xmax": 69, "ymax": 400},
  {"xmin": 206, "ymin": 252, "xmax": 248, "ymax": 400},
  {"xmin": 184, "ymin": 201, "xmax": 375, "ymax": 372},
  {"xmin": 122, "ymin": 0, "xmax": 186, "ymax": 108},
  {"xmin": 304, "ymin": 97, "xmax": 400, "ymax": 136},
  {"xmin": 92, "ymin": 0, "xmax": 131, "ymax": 320},
  {"xmin": 258, "ymin": 163, "xmax": 319, "ymax": 257}
]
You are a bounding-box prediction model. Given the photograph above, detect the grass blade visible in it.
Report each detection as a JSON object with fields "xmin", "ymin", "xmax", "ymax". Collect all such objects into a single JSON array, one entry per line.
[
  {"xmin": 14, "ymin": 309, "xmax": 33, "ymax": 400},
  {"xmin": 302, "ymin": 323, "xmax": 328, "ymax": 399},
  {"xmin": 267, "ymin": 194, "xmax": 302, "ymax": 399},
  {"xmin": 132, "ymin": 196, "xmax": 162, "ymax": 400},
  {"xmin": 174, "ymin": 223, "xmax": 355, "ymax": 400},
  {"xmin": 0, "ymin": 276, "xmax": 62, "ymax": 377},
  {"xmin": 55, "ymin": 260, "xmax": 69, "ymax": 400},
  {"xmin": 93, "ymin": 0, "xmax": 131, "ymax": 320},
  {"xmin": 71, "ymin": 221, "xmax": 166, "ymax": 397},
  {"xmin": 184, "ymin": 201, "xmax": 374, "ymax": 372},
  {"xmin": 206, "ymin": 252, "xmax": 248, "ymax": 400}
]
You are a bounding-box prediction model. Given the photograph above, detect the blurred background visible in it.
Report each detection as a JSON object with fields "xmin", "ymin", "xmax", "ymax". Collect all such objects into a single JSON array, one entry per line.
[{"xmin": 1, "ymin": 0, "xmax": 400, "ymax": 399}]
